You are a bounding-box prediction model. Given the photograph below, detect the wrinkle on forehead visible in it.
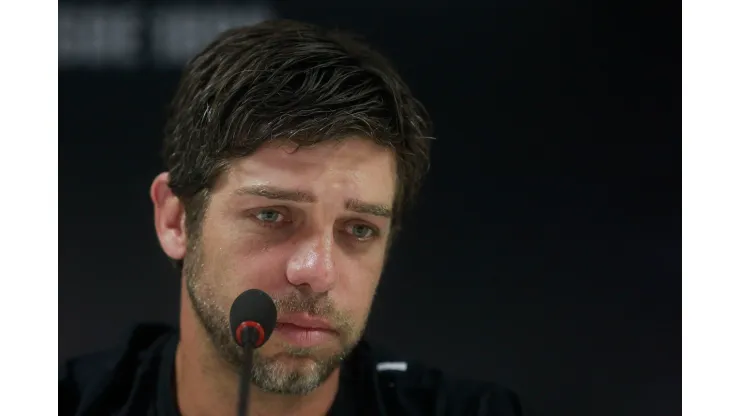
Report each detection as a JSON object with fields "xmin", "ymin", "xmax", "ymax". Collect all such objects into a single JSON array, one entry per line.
[{"xmin": 219, "ymin": 138, "xmax": 396, "ymax": 204}]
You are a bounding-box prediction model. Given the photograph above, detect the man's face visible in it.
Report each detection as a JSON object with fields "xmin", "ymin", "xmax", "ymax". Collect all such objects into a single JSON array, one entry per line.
[{"xmin": 183, "ymin": 138, "xmax": 395, "ymax": 395}]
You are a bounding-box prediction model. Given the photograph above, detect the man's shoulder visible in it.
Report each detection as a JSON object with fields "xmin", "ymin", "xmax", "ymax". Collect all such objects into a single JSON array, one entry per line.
[
  {"xmin": 357, "ymin": 341, "xmax": 530, "ymax": 416},
  {"xmin": 59, "ymin": 323, "xmax": 175, "ymax": 416}
]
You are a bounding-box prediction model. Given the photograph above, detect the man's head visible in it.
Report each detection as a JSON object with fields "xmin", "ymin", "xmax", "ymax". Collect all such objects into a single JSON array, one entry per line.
[{"xmin": 150, "ymin": 20, "xmax": 432, "ymax": 396}]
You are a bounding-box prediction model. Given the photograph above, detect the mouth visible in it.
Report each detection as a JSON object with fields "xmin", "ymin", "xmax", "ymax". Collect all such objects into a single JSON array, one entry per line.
[
  {"xmin": 273, "ymin": 314, "xmax": 338, "ymax": 348},
  {"xmin": 277, "ymin": 313, "xmax": 334, "ymax": 330}
]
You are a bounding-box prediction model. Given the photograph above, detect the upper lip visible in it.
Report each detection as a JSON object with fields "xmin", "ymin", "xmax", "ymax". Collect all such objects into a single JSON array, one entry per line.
[{"xmin": 277, "ymin": 314, "xmax": 335, "ymax": 331}]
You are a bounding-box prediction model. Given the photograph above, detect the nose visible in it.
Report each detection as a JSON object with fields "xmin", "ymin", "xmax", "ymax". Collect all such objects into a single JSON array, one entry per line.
[{"xmin": 285, "ymin": 230, "xmax": 337, "ymax": 294}]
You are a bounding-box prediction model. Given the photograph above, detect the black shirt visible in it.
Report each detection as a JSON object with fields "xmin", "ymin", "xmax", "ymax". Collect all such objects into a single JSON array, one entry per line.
[{"xmin": 60, "ymin": 324, "xmax": 529, "ymax": 415}]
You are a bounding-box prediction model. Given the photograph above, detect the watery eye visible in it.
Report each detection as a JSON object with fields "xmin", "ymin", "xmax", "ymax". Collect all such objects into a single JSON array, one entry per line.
[
  {"xmin": 255, "ymin": 210, "xmax": 283, "ymax": 223},
  {"xmin": 350, "ymin": 224, "xmax": 374, "ymax": 239}
]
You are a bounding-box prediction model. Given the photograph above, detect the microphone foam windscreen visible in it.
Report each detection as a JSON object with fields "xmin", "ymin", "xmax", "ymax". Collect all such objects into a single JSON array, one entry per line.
[{"xmin": 229, "ymin": 289, "xmax": 278, "ymax": 345}]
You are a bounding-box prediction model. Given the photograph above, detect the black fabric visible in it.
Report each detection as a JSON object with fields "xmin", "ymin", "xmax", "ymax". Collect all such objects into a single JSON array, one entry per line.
[{"xmin": 60, "ymin": 324, "xmax": 529, "ymax": 416}]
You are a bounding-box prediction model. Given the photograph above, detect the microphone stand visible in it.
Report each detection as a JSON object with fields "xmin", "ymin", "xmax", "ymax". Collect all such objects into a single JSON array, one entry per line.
[{"xmin": 237, "ymin": 328, "xmax": 256, "ymax": 416}]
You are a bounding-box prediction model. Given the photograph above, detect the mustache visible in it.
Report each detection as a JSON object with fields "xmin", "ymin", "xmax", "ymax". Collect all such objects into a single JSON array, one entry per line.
[
  {"xmin": 272, "ymin": 292, "xmax": 336, "ymax": 316},
  {"xmin": 271, "ymin": 292, "xmax": 354, "ymax": 335}
]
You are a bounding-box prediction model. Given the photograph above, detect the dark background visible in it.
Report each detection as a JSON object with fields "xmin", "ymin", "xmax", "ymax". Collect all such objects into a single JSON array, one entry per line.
[{"xmin": 59, "ymin": 1, "xmax": 680, "ymax": 415}]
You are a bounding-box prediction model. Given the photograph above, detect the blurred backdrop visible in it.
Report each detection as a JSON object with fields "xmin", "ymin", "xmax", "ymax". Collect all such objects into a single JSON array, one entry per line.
[{"xmin": 59, "ymin": 1, "xmax": 680, "ymax": 415}]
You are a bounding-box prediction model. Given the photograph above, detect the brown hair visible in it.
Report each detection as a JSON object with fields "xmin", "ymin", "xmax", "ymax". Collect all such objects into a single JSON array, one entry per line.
[{"xmin": 162, "ymin": 19, "xmax": 433, "ymax": 267}]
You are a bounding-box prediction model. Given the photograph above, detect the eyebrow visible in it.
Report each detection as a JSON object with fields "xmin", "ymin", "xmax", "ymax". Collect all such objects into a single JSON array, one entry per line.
[
  {"xmin": 233, "ymin": 185, "xmax": 392, "ymax": 218},
  {"xmin": 346, "ymin": 198, "xmax": 392, "ymax": 218},
  {"xmin": 234, "ymin": 185, "xmax": 314, "ymax": 202}
]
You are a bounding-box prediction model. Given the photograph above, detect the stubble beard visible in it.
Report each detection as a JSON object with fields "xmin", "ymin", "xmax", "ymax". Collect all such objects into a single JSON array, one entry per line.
[{"xmin": 182, "ymin": 240, "xmax": 364, "ymax": 395}]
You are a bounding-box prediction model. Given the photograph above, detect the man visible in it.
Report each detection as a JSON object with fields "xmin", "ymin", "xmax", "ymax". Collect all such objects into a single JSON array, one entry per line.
[{"xmin": 60, "ymin": 19, "xmax": 528, "ymax": 416}]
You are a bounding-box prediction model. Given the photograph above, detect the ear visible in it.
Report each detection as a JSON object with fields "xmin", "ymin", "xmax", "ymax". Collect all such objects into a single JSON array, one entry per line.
[{"xmin": 150, "ymin": 172, "xmax": 187, "ymax": 261}]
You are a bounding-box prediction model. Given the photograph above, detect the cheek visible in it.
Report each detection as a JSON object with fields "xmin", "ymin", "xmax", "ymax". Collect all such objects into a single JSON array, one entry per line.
[
  {"xmin": 218, "ymin": 243, "xmax": 293, "ymax": 292},
  {"xmin": 202, "ymin": 211, "xmax": 387, "ymax": 313},
  {"xmin": 200, "ymin": 218, "xmax": 286, "ymax": 288},
  {"xmin": 335, "ymin": 255, "xmax": 384, "ymax": 315}
]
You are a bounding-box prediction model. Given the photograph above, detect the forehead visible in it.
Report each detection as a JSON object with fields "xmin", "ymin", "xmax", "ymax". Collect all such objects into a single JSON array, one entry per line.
[{"xmin": 217, "ymin": 138, "xmax": 396, "ymax": 203}]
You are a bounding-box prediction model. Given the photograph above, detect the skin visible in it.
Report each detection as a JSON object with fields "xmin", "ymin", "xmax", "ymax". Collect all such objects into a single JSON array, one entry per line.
[{"xmin": 150, "ymin": 138, "xmax": 396, "ymax": 416}]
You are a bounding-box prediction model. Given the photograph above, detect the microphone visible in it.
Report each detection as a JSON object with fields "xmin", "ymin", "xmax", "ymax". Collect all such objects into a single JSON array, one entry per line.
[{"xmin": 229, "ymin": 289, "xmax": 278, "ymax": 416}]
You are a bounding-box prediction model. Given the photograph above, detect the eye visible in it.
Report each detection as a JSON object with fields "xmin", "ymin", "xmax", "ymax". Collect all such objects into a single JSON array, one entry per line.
[
  {"xmin": 348, "ymin": 224, "xmax": 376, "ymax": 240},
  {"xmin": 254, "ymin": 209, "xmax": 284, "ymax": 223}
]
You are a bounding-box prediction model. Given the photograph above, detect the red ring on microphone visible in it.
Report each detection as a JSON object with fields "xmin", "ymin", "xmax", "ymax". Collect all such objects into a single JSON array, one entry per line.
[{"xmin": 236, "ymin": 321, "xmax": 265, "ymax": 347}]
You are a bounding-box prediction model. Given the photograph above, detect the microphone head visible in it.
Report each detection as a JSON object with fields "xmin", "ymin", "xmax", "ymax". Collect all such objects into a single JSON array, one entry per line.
[{"xmin": 229, "ymin": 289, "xmax": 278, "ymax": 348}]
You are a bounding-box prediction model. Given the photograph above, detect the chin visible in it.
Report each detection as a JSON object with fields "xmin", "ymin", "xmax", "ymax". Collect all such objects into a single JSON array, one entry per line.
[
  {"xmin": 251, "ymin": 346, "xmax": 343, "ymax": 396},
  {"xmin": 271, "ymin": 340, "xmax": 342, "ymax": 360},
  {"xmin": 270, "ymin": 354, "xmax": 323, "ymax": 373},
  {"xmin": 257, "ymin": 339, "xmax": 348, "ymax": 371}
]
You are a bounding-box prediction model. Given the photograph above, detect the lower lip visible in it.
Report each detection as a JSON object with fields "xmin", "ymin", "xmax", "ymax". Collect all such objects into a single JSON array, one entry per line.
[{"xmin": 273, "ymin": 323, "xmax": 336, "ymax": 348}]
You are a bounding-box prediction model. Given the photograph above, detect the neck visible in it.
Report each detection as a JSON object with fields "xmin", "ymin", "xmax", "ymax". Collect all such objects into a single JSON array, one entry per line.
[{"xmin": 175, "ymin": 284, "xmax": 340, "ymax": 416}]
